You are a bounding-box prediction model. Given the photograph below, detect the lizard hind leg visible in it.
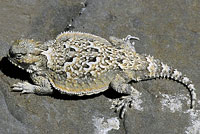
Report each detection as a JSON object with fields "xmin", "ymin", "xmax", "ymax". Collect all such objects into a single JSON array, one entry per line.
[
  {"xmin": 110, "ymin": 74, "xmax": 143, "ymax": 118},
  {"xmin": 109, "ymin": 35, "xmax": 139, "ymax": 52}
]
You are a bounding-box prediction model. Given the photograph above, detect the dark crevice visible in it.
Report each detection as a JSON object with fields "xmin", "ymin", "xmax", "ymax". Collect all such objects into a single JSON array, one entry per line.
[
  {"xmin": 0, "ymin": 57, "xmax": 32, "ymax": 82},
  {"xmin": 122, "ymin": 117, "xmax": 128, "ymax": 134},
  {"xmin": 64, "ymin": 0, "xmax": 89, "ymax": 32},
  {"xmin": 79, "ymin": 0, "xmax": 88, "ymax": 15}
]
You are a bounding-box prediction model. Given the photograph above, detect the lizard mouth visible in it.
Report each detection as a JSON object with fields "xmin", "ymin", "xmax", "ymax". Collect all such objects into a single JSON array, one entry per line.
[
  {"xmin": 7, "ymin": 54, "xmax": 25, "ymax": 70},
  {"xmin": 7, "ymin": 54, "xmax": 34, "ymax": 73}
]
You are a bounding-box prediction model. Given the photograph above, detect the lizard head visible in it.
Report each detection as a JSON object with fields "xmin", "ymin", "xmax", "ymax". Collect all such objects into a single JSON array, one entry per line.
[{"xmin": 8, "ymin": 39, "xmax": 42, "ymax": 70}]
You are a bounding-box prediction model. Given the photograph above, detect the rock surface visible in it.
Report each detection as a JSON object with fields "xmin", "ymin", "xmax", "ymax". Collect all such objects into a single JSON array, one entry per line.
[{"xmin": 0, "ymin": 0, "xmax": 200, "ymax": 134}]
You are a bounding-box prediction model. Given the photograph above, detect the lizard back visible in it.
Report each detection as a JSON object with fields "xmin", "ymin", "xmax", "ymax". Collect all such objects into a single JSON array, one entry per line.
[{"xmin": 42, "ymin": 32, "xmax": 127, "ymax": 95}]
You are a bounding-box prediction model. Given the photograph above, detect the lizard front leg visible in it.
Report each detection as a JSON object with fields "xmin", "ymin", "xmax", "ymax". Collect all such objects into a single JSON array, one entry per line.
[
  {"xmin": 12, "ymin": 75, "xmax": 53, "ymax": 95},
  {"xmin": 110, "ymin": 74, "xmax": 142, "ymax": 118}
]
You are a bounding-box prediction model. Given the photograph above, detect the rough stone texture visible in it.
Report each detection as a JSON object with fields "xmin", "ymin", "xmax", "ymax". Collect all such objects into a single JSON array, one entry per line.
[{"xmin": 0, "ymin": 0, "xmax": 199, "ymax": 134}]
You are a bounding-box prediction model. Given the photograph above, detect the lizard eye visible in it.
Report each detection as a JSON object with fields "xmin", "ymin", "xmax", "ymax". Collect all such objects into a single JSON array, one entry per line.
[{"xmin": 16, "ymin": 53, "xmax": 23, "ymax": 59}]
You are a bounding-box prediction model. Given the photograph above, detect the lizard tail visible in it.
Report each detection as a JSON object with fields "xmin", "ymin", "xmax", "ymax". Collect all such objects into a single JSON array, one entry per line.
[{"xmin": 135, "ymin": 54, "xmax": 196, "ymax": 109}]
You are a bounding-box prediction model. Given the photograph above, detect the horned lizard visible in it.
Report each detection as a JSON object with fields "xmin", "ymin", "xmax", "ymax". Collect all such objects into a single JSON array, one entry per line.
[{"xmin": 8, "ymin": 31, "xmax": 196, "ymax": 118}]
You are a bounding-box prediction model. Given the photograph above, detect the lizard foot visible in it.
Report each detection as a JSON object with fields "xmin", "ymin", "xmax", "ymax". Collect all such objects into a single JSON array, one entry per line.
[
  {"xmin": 12, "ymin": 82, "xmax": 35, "ymax": 94},
  {"xmin": 110, "ymin": 89, "xmax": 142, "ymax": 118},
  {"xmin": 123, "ymin": 35, "xmax": 140, "ymax": 46},
  {"xmin": 123, "ymin": 35, "xmax": 140, "ymax": 41}
]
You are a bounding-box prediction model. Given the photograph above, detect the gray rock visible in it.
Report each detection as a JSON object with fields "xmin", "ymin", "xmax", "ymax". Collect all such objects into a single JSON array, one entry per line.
[{"xmin": 0, "ymin": 0, "xmax": 199, "ymax": 133}]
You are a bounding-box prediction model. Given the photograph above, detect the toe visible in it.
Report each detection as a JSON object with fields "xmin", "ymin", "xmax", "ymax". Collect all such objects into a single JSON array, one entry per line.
[{"xmin": 12, "ymin": 86, "xmax": 23, "ymax": 91}]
